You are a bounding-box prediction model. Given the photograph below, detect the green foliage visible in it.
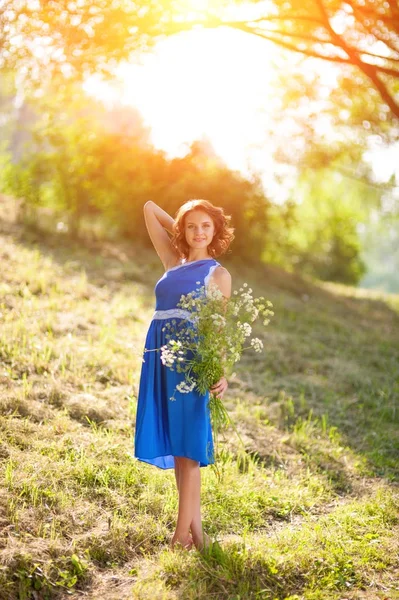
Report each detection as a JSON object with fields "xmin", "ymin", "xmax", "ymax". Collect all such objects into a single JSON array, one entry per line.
[
  {"xmin": 0, "ymin": 552, "xmax": 90, "ymax": 600},
  {"xmin": 0, "ymin": 90, "xmax": 277, "ymax": 259},
  {"xmin": 285, "ymin": 169, "xmax": 370, "ymax": 284},
  {"xmin": 1, "ymin": 85, "xmax": 373, "ymax": 284},
  {"xmin": 359, "ymin": 210, "xmax": 399, "ymax": 293},
  {"xmin": 157, "ymin": 487, "xmax": 398, "ymax": 599}
]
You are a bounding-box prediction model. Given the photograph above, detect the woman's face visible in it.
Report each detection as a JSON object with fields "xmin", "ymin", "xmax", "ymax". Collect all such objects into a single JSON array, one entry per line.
[{"xmin": 184, "ymin": 210, "xmax": 215, "ymax": 251}]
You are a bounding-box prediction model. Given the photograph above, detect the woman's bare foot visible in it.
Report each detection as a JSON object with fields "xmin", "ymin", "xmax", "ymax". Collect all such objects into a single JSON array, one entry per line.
[
  {"xmin": 192, "ymin": 531, "xmax": 212, "ymax": 551},
  {"xmin": 170, "ymin": 533, "xmax": 194, "ymax": 551}
]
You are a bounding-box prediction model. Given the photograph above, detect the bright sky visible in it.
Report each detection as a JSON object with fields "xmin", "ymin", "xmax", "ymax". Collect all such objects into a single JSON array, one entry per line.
[
  {"xmin": 120, "ymin": 29, "xmax": 274, "ymax": 164},
  {"xmin": 86, "ymin": 31, "xmax": 275, "ymax": 159},
  {"xmin": 84, "ymin": 26, "xmax": 298, "ymax": 202},
  {"xmin": 84, "ymin": 26, "xmax": 399, "ymax": 203}
]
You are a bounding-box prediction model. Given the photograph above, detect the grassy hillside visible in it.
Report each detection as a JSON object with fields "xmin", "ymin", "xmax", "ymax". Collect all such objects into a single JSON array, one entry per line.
[{"xmin": 1, "ymin": 204, "xmax": 398, "ymax": 600}]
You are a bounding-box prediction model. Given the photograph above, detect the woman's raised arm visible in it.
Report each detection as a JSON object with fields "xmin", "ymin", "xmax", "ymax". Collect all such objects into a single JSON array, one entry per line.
[{"xmin": 143, "ymin": 201, "xmax": 180, "ymax": 270}]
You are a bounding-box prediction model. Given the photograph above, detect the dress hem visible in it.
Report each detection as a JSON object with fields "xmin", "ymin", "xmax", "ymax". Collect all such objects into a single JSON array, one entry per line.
[{"xmin": 135, "ymin": 454, "xmax": 214, "ymax": 470}]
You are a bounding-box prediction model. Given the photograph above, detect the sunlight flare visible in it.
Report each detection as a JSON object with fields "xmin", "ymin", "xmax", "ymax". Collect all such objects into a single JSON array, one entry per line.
[{"xmin": 84, "ymin": 27, "xmax": 276, "ymax": 169}]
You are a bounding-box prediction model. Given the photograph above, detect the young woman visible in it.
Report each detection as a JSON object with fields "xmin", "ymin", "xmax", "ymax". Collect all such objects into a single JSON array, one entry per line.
[{"xmin": 134, "ymin": 199, "xmax": 234, "ymax": 551}]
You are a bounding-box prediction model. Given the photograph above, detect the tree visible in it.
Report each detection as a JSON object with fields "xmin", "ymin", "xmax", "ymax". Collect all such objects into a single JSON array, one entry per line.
[
  {"xmin": 1, "ymin": 90, "xmax": 276, "ymax": 259},
  {"xmin": 223, "ymin": 0, "xmax": 399, "ymax": 121},
  {"xmin": 1, "ymin": 1, "xmax": 398, "ymax": 120}
]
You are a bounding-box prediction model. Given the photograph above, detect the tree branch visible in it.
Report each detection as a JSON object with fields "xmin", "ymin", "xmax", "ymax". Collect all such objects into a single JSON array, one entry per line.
[
  {"xmin": 245, "ymin": 14, "xmax": 325, "ymax": 26},
  {"xmin": 313, "ymin": 0, "xmax": 399, "ymax": 118},
  {"xmin": 363, "ymin": 27, "xmax": 399, "ymax": 58},
  {"xmin": 225, "ymin": 23, "xmax": 399, "ymax": 78},
  {"xmin": 161, "ymin": 13, "xmax": 399, "ymax": 78},
  {"xmin": 263, "ymin": 27, "xmax": 399, "ymax": 64},
  {"xmin": 343, "ymin": 2, "xmax": 399, "ymax": 25},
  {"xmin": 344, "ymin": 3, "xmax": 399, "ymax": 56}
]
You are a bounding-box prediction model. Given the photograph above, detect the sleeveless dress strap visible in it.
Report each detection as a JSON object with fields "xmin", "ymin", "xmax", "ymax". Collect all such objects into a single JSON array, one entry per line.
[{"xmin": 204, "ymin": 262, "xmax": 220, "ymax": 290}]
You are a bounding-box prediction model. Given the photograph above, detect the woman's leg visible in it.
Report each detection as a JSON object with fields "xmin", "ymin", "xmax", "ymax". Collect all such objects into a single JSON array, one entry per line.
[
  {"xmin": 173, "ymin": 457, "xmax": 209, "ymax": 549},
  {"xmin": 172, "ymin": 457, "xmax": 203, "ymax": 548},
  {"xmin": 174, "ymin": 458, "xmax": 180, "ymax": 492},
  {"xmin": 189, "ymin": 499, "xmax": 205, "ymax": 549}
]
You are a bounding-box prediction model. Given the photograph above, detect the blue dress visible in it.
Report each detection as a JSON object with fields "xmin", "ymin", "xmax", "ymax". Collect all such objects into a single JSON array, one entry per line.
[{"xmin": 134, "ymin": 258, "xmax": 221, "ymax": 469}]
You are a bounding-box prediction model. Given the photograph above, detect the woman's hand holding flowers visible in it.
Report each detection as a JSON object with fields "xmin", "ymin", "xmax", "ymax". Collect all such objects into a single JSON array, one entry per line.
[{"xmin": 210, "ymin": 375, "xmax": 228, "ymax": 399}]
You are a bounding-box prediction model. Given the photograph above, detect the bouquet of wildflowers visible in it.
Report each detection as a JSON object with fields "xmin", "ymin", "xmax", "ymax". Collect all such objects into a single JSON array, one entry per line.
[{"xmin": 158, "ymin": 281, "xmax": 274, "ymax": 461}]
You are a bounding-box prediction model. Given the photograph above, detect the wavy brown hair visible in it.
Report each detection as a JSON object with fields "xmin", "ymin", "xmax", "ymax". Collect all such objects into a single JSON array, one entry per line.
[{"xmin": 171, "ymin": 199, "xmax": 235, "ymax": 260}]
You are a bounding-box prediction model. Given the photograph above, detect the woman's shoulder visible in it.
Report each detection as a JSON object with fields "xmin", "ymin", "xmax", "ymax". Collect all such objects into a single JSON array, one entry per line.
[
  {"xmin": 209, "ymin": 264, "xmax": 232, "ymax": 297},
  {"xmin": 213, "ymin": 264, "xmax": 231, "ymax": 280}
]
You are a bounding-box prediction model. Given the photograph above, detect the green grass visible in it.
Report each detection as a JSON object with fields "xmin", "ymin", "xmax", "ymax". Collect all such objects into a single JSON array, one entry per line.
[{"xmin": 0, "ymin": 205, "xmax": 398, "ymax": 599}]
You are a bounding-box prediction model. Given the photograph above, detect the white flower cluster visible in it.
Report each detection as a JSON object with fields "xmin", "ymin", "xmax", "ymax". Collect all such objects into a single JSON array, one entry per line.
[
  {"xmin": 233, "ymin": 284, "xmax": 275, "ymax": 326},
  {"xmin": 160, "ymin": 339, "xmax": 183, "ymax": 367},
  {"xmin": 176, "ymin": 378, "xmax": 196, "ymax": 394},
  {"xmin": 178, "ymin": 290, "xmax": 201, "ymax": 311},
  {"xmin": 211, "ymin": 313, "xmax": 226, "ymax": 327},
  {"xmin": 160, "ymin": 278, "xmax": 275, "ymax": 405},
  {"xmin": 250, "ymin": 337, "xmax": 263, "ymax": 352},
  {"xmin": 206, "ymin": 283, "xmax": 224, "ymax": 300},
  {"xmin": 160, "ymin": 345, "xmax": 175, "ymax": 367},
  {"xmin": 237, "ymin": 322, "xmax": 252, "ymax": 337}
]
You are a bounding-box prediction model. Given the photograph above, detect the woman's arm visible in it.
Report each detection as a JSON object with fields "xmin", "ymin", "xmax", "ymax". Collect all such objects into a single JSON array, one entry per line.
[
  {"xmin": 209, "ymin": 266, "xmax": 232, "ymax": 399},
  {"xmin": 143, "ymin": 201, "xmax": 180, "ymax": 270},
  {"xmin": 208, "ymin": 266, "xmax": 232, "ymax": 302},
  {"xmin": 144, "ymin": 200, "xmax": 175, "ymax": 234}
]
